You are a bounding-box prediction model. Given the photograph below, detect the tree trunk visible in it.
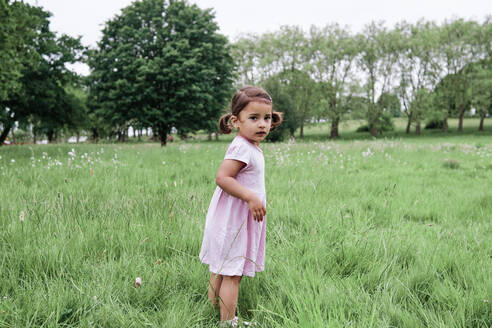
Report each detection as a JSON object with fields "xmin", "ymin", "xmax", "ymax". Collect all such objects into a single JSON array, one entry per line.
[
  {"xmin": 442, "ymin": 118, "xmax": 448, "ymax": 133},
  {"xmin": 0, "ymin": 124, "xmax": 12, "ymax": 145},
  {"xmin": 208, "ymin": 132, "xmax": 212, "ymax": 141},
  {"xmin": 158, "ymin": 126, "xmax": 167, "ymax": 146},
  {"xmin": 330, "ymin": 117, "xmax": 340, "ymax": 139},
  {"xmin": 47, "ymin": 130, "xmax": 55, "ymax": 143},
  {"xmin": 458, "ymin": 110, "xmax": 464, "ymax": 133},
  {"xmin": 369, "ymin": 123, "xmax": 378, "ymax": 137},
  {"xmin": 415, "ymin": 122, "xmax": 421, "ymax": 135},
  {"xmin": 76, "ymin": 131, "xmax": 80, "ymax": 143},
  {"xmin": 406, "ymin": 113, "xmax": 412, "ymax": 134},
  {"xmin": 478, "ymin": 114, "xmax": 485, "ymax": 131},
  {"xmin": 215, "ymin": 132, "xmax": 219, "ymax": 141},
  {"xmin": 118, "ymin": 130, "xmax": 125, "ymax": 143},
  {"xmin": 91, "ymin": 129, "xmax": 99, "ymax": 143},
  {"xmin": 300, "ymin": 123, "xmax": 304, "ymax": 139}
]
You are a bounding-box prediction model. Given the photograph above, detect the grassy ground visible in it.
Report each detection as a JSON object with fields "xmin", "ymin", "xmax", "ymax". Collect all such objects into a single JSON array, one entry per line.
[{"xmin": 1, "ymin": 120, "xmax": 491, "ymax": 327}]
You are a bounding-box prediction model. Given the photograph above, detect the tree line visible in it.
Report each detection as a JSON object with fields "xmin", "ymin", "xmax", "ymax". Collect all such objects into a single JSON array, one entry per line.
[
  {"xmin": 233, "ymin": 19, "xmax": 492, "ymax": 139},
  {"xmin": 1, "ymin": 0, "xmax": 491, "ymax": 146}
]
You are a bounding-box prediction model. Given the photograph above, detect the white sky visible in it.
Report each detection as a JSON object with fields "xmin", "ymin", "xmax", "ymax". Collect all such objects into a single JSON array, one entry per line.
[{"xmin": 26, "ymin": 0, "xmax": 492, "ymax": 75}]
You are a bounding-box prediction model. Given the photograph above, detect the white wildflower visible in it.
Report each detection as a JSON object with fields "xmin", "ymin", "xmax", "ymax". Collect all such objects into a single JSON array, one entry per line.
[
  {"xmin": 19, "ymin": 211, "xmax": 25, "ymax": 222},
  {"xmin": 135, "ymin": 277, "xmax": 142, "ymax": 287},
  {"xmin": 362, "ymin": 148, "xmax": 373, "ymax": 157}
]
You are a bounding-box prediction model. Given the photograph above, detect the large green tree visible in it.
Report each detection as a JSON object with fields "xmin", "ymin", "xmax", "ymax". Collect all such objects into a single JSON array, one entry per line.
[
  {"xmin": 88, "ymin": 0, "xmax": 234, "ymax": 146},
  {"xmin": 0, "ymin": 1, "xmax": 84, "ymax": 145}
]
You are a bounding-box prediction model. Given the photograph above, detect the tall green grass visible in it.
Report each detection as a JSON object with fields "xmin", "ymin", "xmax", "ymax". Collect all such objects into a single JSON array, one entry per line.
[{"xmin": 1, "ymin": 127, "xmax": 491, "ymax": 327}]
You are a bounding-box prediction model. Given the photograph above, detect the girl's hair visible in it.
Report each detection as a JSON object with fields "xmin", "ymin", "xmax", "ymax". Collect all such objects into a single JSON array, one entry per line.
[{"xmin": 219, "ymin": 86, "xmax": 283, "ymax": 134}]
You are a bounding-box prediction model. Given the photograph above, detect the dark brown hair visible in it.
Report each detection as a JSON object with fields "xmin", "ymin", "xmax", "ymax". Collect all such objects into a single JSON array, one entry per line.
[{"xmin": 219, "ymin": 86, "xmax": 283, "ymax": 134}]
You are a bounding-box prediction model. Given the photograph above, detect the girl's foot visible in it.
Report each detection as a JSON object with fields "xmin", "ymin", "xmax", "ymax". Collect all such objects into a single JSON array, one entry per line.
[
  {"xmin": 219, "ymin": 316, "xmax": 256, "ymax": 327},
  {"xmin": 219, "ymin": 316, "xmax": 238, "ymax": 327}
]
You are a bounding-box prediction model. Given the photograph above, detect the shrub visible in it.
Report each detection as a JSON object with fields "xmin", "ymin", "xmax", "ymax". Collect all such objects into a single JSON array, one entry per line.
[
  {"xmin": 356, "ymin": 115, "xmax": 395, "ymax": 133},
  {"xmin": 425, "ymin": 119, "xmax": 444, "ymax": 130}
]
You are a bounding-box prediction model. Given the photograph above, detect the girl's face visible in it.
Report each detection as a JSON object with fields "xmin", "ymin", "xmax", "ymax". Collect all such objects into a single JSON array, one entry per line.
[{"xmin": 231, "ymin": 101, "xmax": 272, "ymax": 145}]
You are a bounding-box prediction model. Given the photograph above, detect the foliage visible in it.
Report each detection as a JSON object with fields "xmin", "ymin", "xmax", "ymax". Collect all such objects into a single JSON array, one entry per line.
[
  {"xmin": 424, "ymin": 119, "xmax": 444, "ymax": 130},
  {"xmin": 0, "ymin": 1, "xmax": 85, "ymax": 145},
  {"xmin": 262, "ymin": 75, "xmax": 297, "ymax": 142},
  {"xmin": 356, "ymin": 113, "xmax": 395, "ymax": 133},
  {"xmin": 309, "ymin": 24, "xmax": 360, "ymax": 138},
  {"xmin": 377, "ymin": 92, "xmax": 401, "ymax": 118},
  {"xmin": 395, "ymin": 20, "xmax": 440, "ymax": 133},
  {"xmin": 87, "ymin": 0, "xmax": 234, "ymax": 146}
]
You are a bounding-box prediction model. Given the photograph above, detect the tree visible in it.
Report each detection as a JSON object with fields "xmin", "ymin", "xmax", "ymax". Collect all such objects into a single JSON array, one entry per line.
[
  {"xmin": 0, "ymin": 2, "xmax": 84, "ymax": 145},
  {"xmin": 231, "ymin": 34, "xmax": 262, "ymax": 86},
  {"xmin": 0, "ymin": 0, "xmax": 34, "ymax": 104},
  {"xmin": 469, "ymin": 60, "xmax": 492, "ymax": 131},
  {"xmin": 88, "ymin": 0, "xmax": 234, "ymax": 146},
  {"xmin": 309, "ymin": 24, "xmax": 359, "ymax": 138},
  {"xmin": 377, "ymin": 92, "xmax": 401, "ymax": 117},
  {"xmin": 395, "ymin": 20, "xmax": 440, "ymax": 134},
  {"xmin": 436, "ymin": 19, "xmax": 478, "ymax": 132},
  {"xmin": 272, "ymin": 26, "xmax": 314, "ymax": 138},
  {"xmin": 263, "ymin": 73, "xmax": 298, "ymax": 141},
  {"xmin": 357, "ymin": 22, "xmax": 399, "ymax": 136}
]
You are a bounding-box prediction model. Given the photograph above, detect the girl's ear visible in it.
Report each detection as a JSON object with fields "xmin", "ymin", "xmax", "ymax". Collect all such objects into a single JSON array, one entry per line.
[{"xmin": 230, "ymin": 115, "xmax": 239, "ymax": 128}]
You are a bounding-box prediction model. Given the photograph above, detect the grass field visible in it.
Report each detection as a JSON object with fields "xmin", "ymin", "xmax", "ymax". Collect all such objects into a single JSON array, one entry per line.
[{"xmin": 1, "ymin": 120, "xmax": 491, "ymax": 327}]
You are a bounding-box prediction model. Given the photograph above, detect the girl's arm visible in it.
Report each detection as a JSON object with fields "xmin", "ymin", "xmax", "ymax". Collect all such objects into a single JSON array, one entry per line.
[{"xmin": 216, "ymin": 159, "xmax": 266, "ymax": 222}]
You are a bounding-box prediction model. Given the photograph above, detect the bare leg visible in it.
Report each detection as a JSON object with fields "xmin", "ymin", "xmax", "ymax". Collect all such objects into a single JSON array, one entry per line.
[
  {"xmin": 219, "ymin": 275, "xmax": 242, "ymax": 321},
  {"xmin": 208, "ymin": 273, "xmax": 223, "ymax": 307}
]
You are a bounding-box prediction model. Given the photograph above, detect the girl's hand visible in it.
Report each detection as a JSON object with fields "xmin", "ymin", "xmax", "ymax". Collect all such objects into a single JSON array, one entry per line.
[{"xmin": 247, "ymin": 195, "xmax": 266, "ymax": 222}]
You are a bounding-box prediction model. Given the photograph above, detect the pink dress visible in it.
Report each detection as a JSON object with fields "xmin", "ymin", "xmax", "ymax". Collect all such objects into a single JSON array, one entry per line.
[{"xmin": 199, "ymin": 135, "xmax": 266, "ymax": 277}]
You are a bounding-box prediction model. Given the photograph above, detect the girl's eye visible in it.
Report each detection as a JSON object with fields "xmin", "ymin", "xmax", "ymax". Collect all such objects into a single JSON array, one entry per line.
[
  {"xmin": 250, "ymin": 117, "xmax": 257, "ymax": 121},
  {"xmin": 265, "ymin": 117, "xmax": 271, "ymax": 121}
]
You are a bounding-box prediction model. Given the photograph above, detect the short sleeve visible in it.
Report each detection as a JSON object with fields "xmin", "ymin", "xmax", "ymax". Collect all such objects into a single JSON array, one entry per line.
[{"xmin": 224, "ymin": 138, "xmax": 250, "ymax": 165}]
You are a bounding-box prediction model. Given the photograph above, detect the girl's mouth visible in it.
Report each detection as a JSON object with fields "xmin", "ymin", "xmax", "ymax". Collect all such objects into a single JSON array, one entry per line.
[{"xmin": 256, "ymin": 132, "xmax": 266, "ymax": 136}]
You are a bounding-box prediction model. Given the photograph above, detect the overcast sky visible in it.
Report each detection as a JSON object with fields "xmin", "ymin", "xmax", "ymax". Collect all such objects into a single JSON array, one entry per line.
[{"xmin": 26, "ymin": 0, "xmax": 492, "ymax": 75}]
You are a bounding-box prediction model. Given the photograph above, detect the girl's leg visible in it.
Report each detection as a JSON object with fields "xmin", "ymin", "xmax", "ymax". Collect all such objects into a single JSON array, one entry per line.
[
  {"xmin": 208, "ymin": 273, "xmax": 223, "ymax": 307},
  {"xmin": 219, "ymin": 275, "xmax": 242, "ymax": 321}
]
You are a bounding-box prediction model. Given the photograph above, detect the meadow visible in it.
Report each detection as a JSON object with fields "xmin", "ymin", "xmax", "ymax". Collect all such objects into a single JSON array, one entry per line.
[{"xmin": 0, "ymin": 119, "xmax": 491, "ymax": 327}]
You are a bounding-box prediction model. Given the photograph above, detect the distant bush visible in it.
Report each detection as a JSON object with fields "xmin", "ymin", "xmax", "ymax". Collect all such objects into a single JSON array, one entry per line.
[
  {"xmin": 356, "ymin": 115, "xmax": 395, "ymax": 133},
  {"xmin": 356, "ymin": 125, "xmax": 370, "ymax": 132},
  {"xmin": 266, "ymin": 125, "xmax": 288, "ymax": 142},
  {"xmin": 425, "ymin": 119, "xmax": 444, "ymax": 130}
]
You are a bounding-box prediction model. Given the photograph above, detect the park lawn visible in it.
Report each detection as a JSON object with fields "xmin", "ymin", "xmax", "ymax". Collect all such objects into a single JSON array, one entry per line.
[
  {"xmin": 301, "ymin": 117, "xmax": 492, "ymax": 142},
  {"xmin": 0, "ymin": 126, "xmax": 491, "ymax": 327}
]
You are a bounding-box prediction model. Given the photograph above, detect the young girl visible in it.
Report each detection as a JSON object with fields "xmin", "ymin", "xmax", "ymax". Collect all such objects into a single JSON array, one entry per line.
[{"xmin": 199, "ymin": 86, "xmax": 282, "ymax": 325}]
